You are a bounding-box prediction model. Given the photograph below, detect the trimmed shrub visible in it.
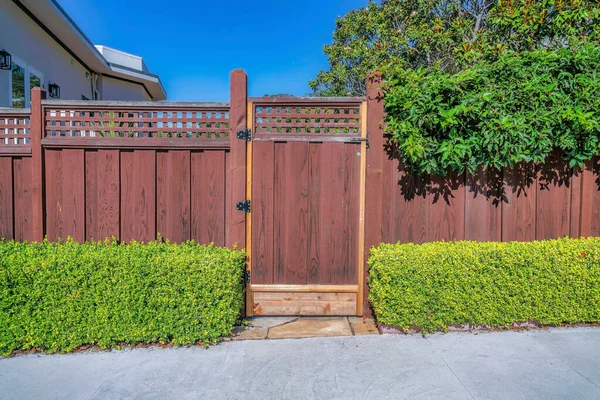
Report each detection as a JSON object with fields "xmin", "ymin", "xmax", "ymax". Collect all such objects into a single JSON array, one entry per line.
[
  {"xmin": 369, "ymin": 238, "xmax": 600, "ymax": 332},
  {"xmin": 0, "ymin": 239, "xmax": 245, "ymax": 355}
]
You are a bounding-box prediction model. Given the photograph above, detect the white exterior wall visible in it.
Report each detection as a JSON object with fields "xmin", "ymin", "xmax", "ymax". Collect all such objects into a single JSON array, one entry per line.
[
  {"xmin": 99, "ymin": 76, "xmax": 151, "ymax": 101},
  {"xmin": 0, "ymin": 0, "xmax": 152, "ymax": 106},
  {"xmin": 0, "ymin": 0, "xmax": 90, "ymax": 106}
]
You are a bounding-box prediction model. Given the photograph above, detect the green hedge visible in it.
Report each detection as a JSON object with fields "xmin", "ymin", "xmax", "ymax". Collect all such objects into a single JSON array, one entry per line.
[
  {"xmin": 369, "ymin": 238, "xmax": 600, "ymax": 332},
  {"xmin": 0, "ymin": 240, "xmax": 245, "ymax": 355}
]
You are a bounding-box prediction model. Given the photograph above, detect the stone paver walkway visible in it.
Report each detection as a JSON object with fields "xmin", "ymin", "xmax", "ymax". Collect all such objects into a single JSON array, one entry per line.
[{"xmin": 229, "ymin": 316, "xmax": 378, "ymax": 340}]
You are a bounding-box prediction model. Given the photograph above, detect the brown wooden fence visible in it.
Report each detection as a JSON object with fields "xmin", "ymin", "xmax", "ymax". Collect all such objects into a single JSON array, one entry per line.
[
  {"xmin": 1, "ymin": 71, "xmax": 600, "ymax": 317},
  {"xmin": 0, "ymin": 85, "xmax": 239, "ymax": 246},
  {"xmin": 0, "ymin": 108, "xmax": 32, "ymax": 241},
  {"xmin": 364, "ymin": 74, "xmax": 600, "ymax": 247}
]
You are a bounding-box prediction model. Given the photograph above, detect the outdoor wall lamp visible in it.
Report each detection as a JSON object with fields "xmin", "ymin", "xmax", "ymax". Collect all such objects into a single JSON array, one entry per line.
[
  {"xmin": 0, "ymin": 49, "xmax": 11, "ymax": 70},
  {"xmin": 49, "ymin": 83, "xmax": 61, "ymax": 98}
]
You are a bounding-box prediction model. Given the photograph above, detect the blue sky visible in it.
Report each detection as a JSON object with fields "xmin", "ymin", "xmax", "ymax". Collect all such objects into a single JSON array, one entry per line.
[{"xmin": 58, "ymin": 0, "xmax": 367, "ymax": 101}]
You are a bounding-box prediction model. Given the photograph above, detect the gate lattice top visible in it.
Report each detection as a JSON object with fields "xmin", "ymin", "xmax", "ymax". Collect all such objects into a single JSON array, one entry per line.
[{"xmin": 252, "ymin": 98, "xmax": 364, "ymax": 137}]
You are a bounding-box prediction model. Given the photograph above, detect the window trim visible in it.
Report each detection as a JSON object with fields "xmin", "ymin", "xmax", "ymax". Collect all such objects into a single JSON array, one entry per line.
[{"xmin": 8, "ymin": 54, "xmax": 45, "ymax": 108}]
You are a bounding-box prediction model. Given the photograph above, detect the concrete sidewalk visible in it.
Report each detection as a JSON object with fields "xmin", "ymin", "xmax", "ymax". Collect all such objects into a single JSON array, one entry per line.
[{"xmin": 1, "ymin": 327, "xmax": 599, "ymax": 400}]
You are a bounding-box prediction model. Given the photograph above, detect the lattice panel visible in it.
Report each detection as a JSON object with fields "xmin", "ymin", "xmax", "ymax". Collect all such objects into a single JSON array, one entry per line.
[
  {"xmin": 0, "ymin": 113, "xmax": 31, "ymax": 145},
  {"xmin": 44, "ymin": 108, "xmax": 230, "ymax": 139},
  {"xmin": 254, "ymin": 104, "xmax": 362, "ymax": 136}
]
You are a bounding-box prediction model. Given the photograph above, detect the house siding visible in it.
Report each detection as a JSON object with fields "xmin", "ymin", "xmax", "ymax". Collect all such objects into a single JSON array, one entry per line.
[
  {"xmin": 0, "ymin": 0, "xmax": 151, "ymax": 106},
  {"xmin": 99, "ymin": 76, "xmax": 151, "ymax": 101}
]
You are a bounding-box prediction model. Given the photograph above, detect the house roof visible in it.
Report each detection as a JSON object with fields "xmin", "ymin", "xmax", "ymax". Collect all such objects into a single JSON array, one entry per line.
[{"xmin": 15, "ymin": 0, "xmax": 167, "ymax": 100}]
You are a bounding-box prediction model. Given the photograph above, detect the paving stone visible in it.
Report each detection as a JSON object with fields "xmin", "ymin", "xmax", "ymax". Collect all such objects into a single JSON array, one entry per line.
[
  {"xmin": 247, "ymin": 316, "xmax": 298, "ymax": 329},
  {"xmin": 230, "ymin": 326, "xmax": 268, "ymax": 341},
  {"xmin": 350, "ymin": 318, "xmax": 379, "ymax": 336},
  {"xmin": 267, "ymin": 317, "xmax": 352, "ymax": 339}
]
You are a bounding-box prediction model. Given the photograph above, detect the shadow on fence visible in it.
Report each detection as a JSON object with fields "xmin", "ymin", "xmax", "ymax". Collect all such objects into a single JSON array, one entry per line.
[{"xmin": 385, "ymin": 137, "xmax": 599, "ymax": 207}]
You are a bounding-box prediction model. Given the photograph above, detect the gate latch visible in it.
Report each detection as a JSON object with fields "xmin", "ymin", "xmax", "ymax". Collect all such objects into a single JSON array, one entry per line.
[
  {"xmin": 236, "ymin": 200, "xmax": 251, "ymax": 213},
  {"xmin": 237, "ymin": 129, "xmax": 251, "ymax": 141},
  {"xmin": 349, "ymin": 131, "xmax": 369, "ymax": 149}
]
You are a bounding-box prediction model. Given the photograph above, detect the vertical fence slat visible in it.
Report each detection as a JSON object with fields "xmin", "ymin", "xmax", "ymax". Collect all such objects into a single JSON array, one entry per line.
[
  {"xmin": 191, "ymin": 150, "xmax": 226, "ymax": 246},
  {"xmin": 251, "ymin": 142, "xmax": 275, "ymax": 285},
  {"xmin": 44, "ymin": 149, "xmax": 63, "ymax": 241},
  {"xmin": 85, "ymin": 151, "xmax": 99, "ymax": 241},
  {"xmin": 45, "ymin": 149, "xmax": 85, "ymax": 242},
  {"xmin": 225, "ymin": 151, "xmax": 232, "ymax": 247},
  {"xmin": 62, "ymin": 149, "xmax": 86, "ymax": 243},
  {"xmin": 0, "ymin": 158, "xmax": 14, "ymax": 240},
  {"xmin": 86, "ymin": 150, "xmax": 121, "ymax": 242},
  {"xmin": 314, "ymin": 142, "xmax": 343, "ymax": 284},
  {"xmin": 581, "ymin": 156, "xmax": 600, "ymax": 237},
  {"xmin": 502, "ymin": 164, "xmax": 537, "ymax": 241},
  {"xmin": 465, "ymin": 167, "xmax": 502, "ymax": 241},
  {"xmin": 392, "ymin": 170, "xmax": 428, "ymax": 244},
  {"xmin": 345, "ymin": 142, "xmax": 360, "ymax": 286},
  {"xmin": 428, "ymin": 172, "xmax": 466, "ymax": 242},
  {"xmin": 156, "ymin": 152, "xmax": 168, "ymax": 241},
  {"xmin": 381, "ymin": 156, "xmax": 395, "ymax": 244},
  {"xmin": 121, "ymin": 150, "xmax": 156, "ymax": 243},
  {"xmin": 274, "ymin": 141, "xmax": 309, "ymax": 285},
  {"xmin": 228, "ymin": 70, "xmax": 247, "ymax": 249},
  {"xmin": 536, "ymin": 160, "xmax": 572, "ymax": 240},
  {"xmin": 570, "ymin": 166, "xmax": 583, "ymax": 238},
  {"xmin": 13, "ymin": 157, "xmax": 33, "ymax": 241},
  {"xmin": 307, "ymin": 142, "xmax": 322, "ymax": 285},
  {"xmin": 157, "ymin": 150, "xmax": 191, "ymax": 243}
]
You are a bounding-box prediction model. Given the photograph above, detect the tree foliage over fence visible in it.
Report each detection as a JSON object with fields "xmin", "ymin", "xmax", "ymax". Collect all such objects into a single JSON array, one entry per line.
[
  {"xmin": 312, "ymin": 0, "xmax": 600, "ymax": 174},
  {"xmin": 384, "ymin": 45, "xmax": 600, "ymax": 175},
  {"xmin": 311, "ymin": 0, "xmax": 600, "ymax": 96}
]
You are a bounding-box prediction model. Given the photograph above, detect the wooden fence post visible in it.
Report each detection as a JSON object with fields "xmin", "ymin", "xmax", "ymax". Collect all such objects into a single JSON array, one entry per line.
[
  {"xmin": 363, "ymin": 72, "xmax": 385, "ymax": 318},
  {"xmin": 30, "ymin": 87, "xmax": 46, "ymax": 242},
  {"xmin": 228, "ymin": 70, "xmax": 248, "ymax": 249}
]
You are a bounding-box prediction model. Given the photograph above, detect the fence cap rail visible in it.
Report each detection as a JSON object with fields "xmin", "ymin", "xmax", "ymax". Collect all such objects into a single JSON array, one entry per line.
[
  {"xmin": 0, "ymin": 108, "xmax": 31, "ymax": 114},
  {"xmin": 41, "ymin": 100, "xmax": 230, "ymax": 109},
  {"xmin": 250, "ymin": 96, "xmax": 365, "ymax": 104}
]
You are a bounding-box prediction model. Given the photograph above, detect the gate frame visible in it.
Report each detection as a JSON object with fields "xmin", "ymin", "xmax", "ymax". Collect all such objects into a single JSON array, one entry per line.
[{"xmin": 244, "ymin": 99, "xmax": 368, "ymax": 317}]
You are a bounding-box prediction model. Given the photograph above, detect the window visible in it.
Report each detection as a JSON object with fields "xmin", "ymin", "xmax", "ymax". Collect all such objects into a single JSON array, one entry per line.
[
  {"xmin": 11, "ymin": 63, "xmax": 25, "ymax": 108},
  {"xmin": 30, "ymin": 72, "xmax": 41, "ymax": 90},
  {"xmin": 8, "ymin": 56, "xmax": 44, "ymax": 108}
]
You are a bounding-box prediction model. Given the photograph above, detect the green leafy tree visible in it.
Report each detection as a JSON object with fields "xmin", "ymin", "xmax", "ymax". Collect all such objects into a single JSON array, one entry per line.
[
  {"xmin": 311, "ymin": 0, "xmax": 600, "ymax": 96},
  {"xmin": 384, "ymin": 45, "xmax": 600, "ymax": 175}
]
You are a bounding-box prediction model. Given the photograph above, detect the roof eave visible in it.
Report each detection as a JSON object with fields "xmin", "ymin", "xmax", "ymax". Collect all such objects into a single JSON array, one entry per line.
[{"xmin": 15, "ymin": 0, "xmax": 166, "ymax": 100}]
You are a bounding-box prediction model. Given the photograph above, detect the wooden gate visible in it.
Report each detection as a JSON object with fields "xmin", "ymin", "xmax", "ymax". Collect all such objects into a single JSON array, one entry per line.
[{"xmin": 245, "ymin": 98, "xmax": 367, "ymax": 316}]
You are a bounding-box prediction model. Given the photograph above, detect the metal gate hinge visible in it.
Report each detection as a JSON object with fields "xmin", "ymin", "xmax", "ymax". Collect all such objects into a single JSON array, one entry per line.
[
  {"xmin": 236, "ymin": 129, "xmax": 251, "ymax": 141},
  {"xmin": 244, "ymin": 270, "xmax": 251, "ymax": 284},
  {"xmin": 236, "ymin": 200, "xmax": 251, "ymax": 213}
]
